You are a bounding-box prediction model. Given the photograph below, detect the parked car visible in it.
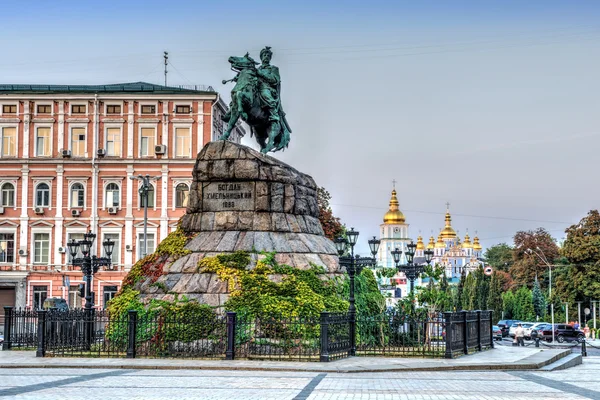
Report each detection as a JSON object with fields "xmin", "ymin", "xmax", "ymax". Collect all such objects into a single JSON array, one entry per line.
[
  {"xmin": 42, "ymin": 297, "xmax": 69, "ymax": 311},
  {"xmin": 497, "ymin": 320, "xmax": 521, "ymax": 337},
  {"xmin": 524, "ymin": 322, "xmax": 548, "ymax": 339},
  {"xmin": 509, "ymin": 322, "xmax": 534, "ymax": 338},
  {"xmin": 0, "ymin": 334, "xmax": 3, "ymax": 345},
  {"xmin": 492, "ymin": 325, "xmax": 503, "ymax": 341},
  {"xmin": 541, "ymin": 324, "xmax": 585, "ymax": 343}
]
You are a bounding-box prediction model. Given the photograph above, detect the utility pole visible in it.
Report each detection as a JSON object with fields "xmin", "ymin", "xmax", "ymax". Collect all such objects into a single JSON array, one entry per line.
[
  {"xmin": 164, "ymin": 51, "xmax": 169, "ymax": 86},
  {"xmin": 577, "ymin": 301, "xmax": 583, "ymax": 326}
]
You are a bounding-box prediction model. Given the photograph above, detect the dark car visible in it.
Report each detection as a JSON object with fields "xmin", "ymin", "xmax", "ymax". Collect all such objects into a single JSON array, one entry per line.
[
  {"xmin": 497, "ymin": 320, "xmax": 521, "ymax": 337},
  {"xmin": 42, "ymin": 297, "xmax": 69, "ymax": 311},
  {"xmin": 541, "ymin": 324, "xmax": 585, "ymax": 343}
]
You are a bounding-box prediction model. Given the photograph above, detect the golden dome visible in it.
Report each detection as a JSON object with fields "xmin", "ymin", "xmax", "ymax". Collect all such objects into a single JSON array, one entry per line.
[
  {"xmin": 462, "ymin": 233, "xmax": 473, "ymax": 249},
  {"xmin": 435, "ymin": 233, "xmax": 446, "ymax": 248},
  {"xmin": 473, "ymin": 235, "xmax": 482, "ymax": 251},
  {"xmin": 439, "ymin": 207, "xmax": 457, "ymax": 239},
  {"xmin": 383, "ymin": 189, "xmax": 406, "ymax": 224},
  {"xmin": 416, "ymin": 235, "xmax": 425, "ymax": 250},
  {"xmin": 427, "ymin": 236, "xmax": 435, "ymax": 249}
]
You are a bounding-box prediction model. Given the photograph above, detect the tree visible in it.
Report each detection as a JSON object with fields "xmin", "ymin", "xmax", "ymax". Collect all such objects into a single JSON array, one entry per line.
[
  {"xmin": 473, "ymin": 266, "xmax": 489, "ymax": 310},
  {"xmin": 561, "ymin": 210, "xmax": 600, "ymax": 300},
  {"xmin": 514, "ymin": 286, "xmax": 535, "ymax": 321},
  {"xmin": 502, "ymin": 291, "xmax": 515, "ymax": 319},
  {"xmin": 461, "ymin": 272, "xmax": 476, "ymax": 310},
  {"xmin": 484, "ymin": 243, "xmax": 513, "ymax": 272},
  {"xmin": 487, "ymin": 272, "xmax": 503, "ymax": 322},
  {"xmin": 317, "ymin": 187, "xmax": 345, "ymax": 241},
  {"xmin": 454, "ymin": 268, "xmax": 466, "ymax": 311},
  {"xmin": 532, "ymin": 277, "xmax": 546, "ymax": 320},
  {"xmin": 509, "ymin": 228, "xmax": 559, "ymax": 289},
  {"xmin": 417, "ymin": 264, "xmax": 454, "ymax": 312}
]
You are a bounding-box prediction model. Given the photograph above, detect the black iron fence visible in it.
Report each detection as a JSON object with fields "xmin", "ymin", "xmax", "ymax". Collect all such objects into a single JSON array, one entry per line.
[{"xmin": 2, "ymin": 306, "xmax": 493, "ymax": 361}]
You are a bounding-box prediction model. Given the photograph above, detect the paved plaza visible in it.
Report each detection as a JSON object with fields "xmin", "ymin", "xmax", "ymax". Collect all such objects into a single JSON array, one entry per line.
[{"xmin": 0, "ymin": 358, "xmax": 599, "ymax": 400}]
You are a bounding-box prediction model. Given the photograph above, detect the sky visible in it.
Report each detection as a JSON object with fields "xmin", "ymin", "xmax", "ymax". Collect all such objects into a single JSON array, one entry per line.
[{"xmin": 1, "ymin": 0, "xmax": 599, "ymax": 255}]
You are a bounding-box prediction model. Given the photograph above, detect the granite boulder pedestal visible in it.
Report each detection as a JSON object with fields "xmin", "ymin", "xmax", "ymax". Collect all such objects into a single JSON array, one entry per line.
[{"xmin": 136, "ymin": 140, "xmax": 341, "ymax": 307}]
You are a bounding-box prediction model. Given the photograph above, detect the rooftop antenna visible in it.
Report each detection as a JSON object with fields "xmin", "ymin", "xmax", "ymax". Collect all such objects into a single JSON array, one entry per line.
[{"xmin": 164, "ymin": 51, "xmax": 169, "ymax": 86}]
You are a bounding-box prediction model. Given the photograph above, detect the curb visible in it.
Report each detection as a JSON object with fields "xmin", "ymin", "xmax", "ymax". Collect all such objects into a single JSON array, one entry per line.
[{"xmin": 0, "ymin": 349, "xmax": 573, "ymax": 373}]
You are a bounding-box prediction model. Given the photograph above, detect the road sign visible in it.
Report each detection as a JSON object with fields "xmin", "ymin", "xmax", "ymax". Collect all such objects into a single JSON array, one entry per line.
[
  {"xmin": 484, "ymin": 266, "xmax": 493, "ymax": 276},
  {"xmin": 585, "ymin": 307, "xmax": 591, "ymax": 315}
]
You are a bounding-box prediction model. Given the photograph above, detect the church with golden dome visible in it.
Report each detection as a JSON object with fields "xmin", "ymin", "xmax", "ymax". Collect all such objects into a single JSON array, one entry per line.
[{"xmin": 375, "ymin": 188, "xmax": 484, "ymax": 303}]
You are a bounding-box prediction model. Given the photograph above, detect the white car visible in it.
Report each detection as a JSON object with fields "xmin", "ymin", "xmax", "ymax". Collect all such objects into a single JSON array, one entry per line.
[
  {"xmin": 524, "ymin": 322, "xmax": 548, "ymax": 339},
  {"xmin": 509, "ymin": 322, "xmax": 534, "ymax": 338}
]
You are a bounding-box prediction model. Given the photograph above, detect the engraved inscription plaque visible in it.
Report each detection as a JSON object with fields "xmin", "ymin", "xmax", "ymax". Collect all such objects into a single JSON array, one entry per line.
[{"xmin": 202, "ymin": 182, "xmax": 255, "ymax": 211}]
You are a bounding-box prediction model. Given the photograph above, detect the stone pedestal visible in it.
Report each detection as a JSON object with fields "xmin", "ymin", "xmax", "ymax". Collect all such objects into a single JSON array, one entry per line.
[{"xmin": 136, "ymin": 141, "xmax": 340, "ymax": 306}]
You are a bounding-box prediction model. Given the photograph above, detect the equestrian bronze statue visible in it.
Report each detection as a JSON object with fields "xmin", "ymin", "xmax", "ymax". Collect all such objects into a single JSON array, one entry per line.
[{"xmin": 219, "ymin": 47, "xmax": 292, "ymax": 153}]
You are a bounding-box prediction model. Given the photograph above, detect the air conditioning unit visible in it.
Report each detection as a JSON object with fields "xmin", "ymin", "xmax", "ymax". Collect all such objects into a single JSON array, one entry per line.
[
  {"xmin": 0, "ymin": 207, "xmax": 4, "ymax": 214},
  {"xmin": 108, "ymin": 206, "xmax": 118, "ymax": 214},
  {"xmin": 71, "ymin": 209, "xmax": 81, "ymax": 217},
  {"xmin": 62, "ymin": 149, "xmax": 71, "ymax": 158},
  {"xmin": 125, "ymin": 244, "xmax": 132, "ymax": 251},
  {"xmin": 58, "ymin": 246, "xmax": 66, "ymax": 253},
  {"xmin": 97, "ymin": 148, "xmax": 106, "ymax": 157},
  {"xmin": 154, "ymin": 144, "xmax": 166, "ymax": 155},
  {"xmin": 18, "ymin": 248, "xmax": 27, "ymax": 256},
  {"xmin": 34, "ymin": 207, "xmax": 44, "ymax": 214}
]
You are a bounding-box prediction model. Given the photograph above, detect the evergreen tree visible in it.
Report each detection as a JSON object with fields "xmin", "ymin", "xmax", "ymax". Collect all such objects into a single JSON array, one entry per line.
[
  {"xmin": 455, "ymin": 269, "xmax": 466, "ymax": 310},
  {"xmin": 532, "ymin": 277, "xmax": 546, "ymax": 320},
  {"xmin": 474, "ymin": 266, "xmax": 489, "ymax": 310},
  {"xmin": 514, "ymin": 286, "xmax": 535, "ymax": 321},
  {"xmin": 461, "ymin": 272, "xmax": 476, "ymax": 310},
  {"xmin": 502, "ymin": 291, "xmax": 515, "ymax": 319},
  {"xmin": 487, "ymin": 272, "xmax": 504, "ymax": 322}
]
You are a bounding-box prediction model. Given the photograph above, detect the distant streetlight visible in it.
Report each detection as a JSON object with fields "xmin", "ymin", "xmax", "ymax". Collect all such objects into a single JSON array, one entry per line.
[{"xmin": 130, "ymin": 174, "xmax": 161, "ymax": 258}]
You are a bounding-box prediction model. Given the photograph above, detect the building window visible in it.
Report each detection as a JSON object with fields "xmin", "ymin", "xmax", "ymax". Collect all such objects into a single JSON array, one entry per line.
[
  {"xmin": 35, "ymin": 183, "xmax": 50, "ymax": 207},
  {"xmin": 71, "ymin": 128, "xmax": 86, "ymax": 157},
  {"xmin": 139, "ymin": 184, "xmax": 155, "ymax": 208},
  {"xmin": 105, "ymin": 183, "xmax": 120, "ymax": 207},
  {"xmin": 33, "ymin": 233, "xmax": 50, "ymax": 264},
  {"xmin": 68, "ymin": 285, "xmax": 82, "ymax": 309},
  {"xmin": 2, "ymin": 105, "xmax": 16, "ymax": 114},
  {"xmin": 1, "ymin": 127, "xmax": 16, "ymax": 157},
  {"xmin": 1, "ymin": 183, "xmax": 14, "ymax": 207},
  {"xmin": 33, "ymin": 286, "xmax": 48, "ymax": 309},
  {"xmin": 103, "ymin": 233, "xmax": 119, "ymax": 265},
  {"xmin": 175, "ymin": 183, "xmax": 189, "ymax": 208},
  {"xmin": 67, "ymin": 233, "xmax": 84, "ymax": 262},
  {"xmin": 0, "ymin": 233, "xmax": 15, "ymax": 263},
  {"xmin": 70, "ymin": 183, "xmax": 84, "ymax": 208},
  {"xmin": 106, "ymin": 105, "xmax": 121, "ymax": 114},
  {"xmin": 71, "ymin": 104, "xmax": 86, "ymax": 114},
  {"xmin": 140, "ymin": 128, "xmax": 155, "ymax": 157},
  {"xmin": 175, "ymin": 105, "xmax": 190, "ymax": 114},
  {"xmin": 175, "ymin": 127, "xmax": 191, "ymax": 157},
  {"xmin": 37, "ymin": 104, "xmax": 51, "ymax": 114},
  {"xmin": 35, "ymin": 127, "xmax": 51, "ymax": 156},
  {"xmin": 141, "ymin": 105, "xmax": 155, "ymax": 114},
  {"xmin": 138, "ymin": 233, "xmax": 155, "ymax": 259},
  {"xmin": 103, "ymin": 286, "xmax": 118, "ymax": 309},
  {"xmin": 106, "ymin": 127, "xmax": 121, "ymax": 157}
]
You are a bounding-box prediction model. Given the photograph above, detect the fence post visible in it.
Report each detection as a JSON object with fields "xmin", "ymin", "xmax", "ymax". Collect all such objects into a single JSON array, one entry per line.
[
  {"xmin": 443, "ymin": 312, "xmax": 453, "ymax": 359},
  {"xmin": 225, "ymin": 312, "xmax": 236, "ymax": 360},
  {"xmin": 2, "ymin": 306, "xmax": 12, "ymax": 350},
  {"xmin": 126, "ymin": 310, "xmax": 138, "ymax": 359},
  {"xmin": 489, "ymin": 310, "xmax": 494, "ymax": 349},
  {"xmin": 462, "ymin": 310, "xmax": 468, "ymax": 355},
  {"xmin": 36, "ymin": 309, "xmax": 47, "ymax": 357},
  {"xmin": 320, "ymin": 312, "xmax": 330, "ymax": 362},
  {"xmin": 476, "ymin": 310, "xmax": 482, "ymax": 351}
]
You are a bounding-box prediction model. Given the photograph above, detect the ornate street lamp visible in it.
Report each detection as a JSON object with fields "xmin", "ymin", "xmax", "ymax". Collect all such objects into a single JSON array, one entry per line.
[
  {"xmin": 391, "ymin": 241, "xmax": 434, "ymax": 294},
  {"xmin": 335, "ymin": 229, "xmax": 380, "ymax": 356},
  {"xmin": 66, "ymin": 231, "xmax": 114, "ymax": 347}
]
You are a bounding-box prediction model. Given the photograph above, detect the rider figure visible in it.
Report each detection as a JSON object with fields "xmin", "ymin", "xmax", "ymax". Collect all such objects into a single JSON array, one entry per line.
[{"xmin": 257, "ymin": 46, "xmax": 281, "ymax": 126}]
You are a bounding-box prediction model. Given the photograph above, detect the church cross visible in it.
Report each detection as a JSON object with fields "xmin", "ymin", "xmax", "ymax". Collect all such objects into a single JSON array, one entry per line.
[{"xmin": 392, "ymin": 179, "xmax": 397, "ymax": 189}]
